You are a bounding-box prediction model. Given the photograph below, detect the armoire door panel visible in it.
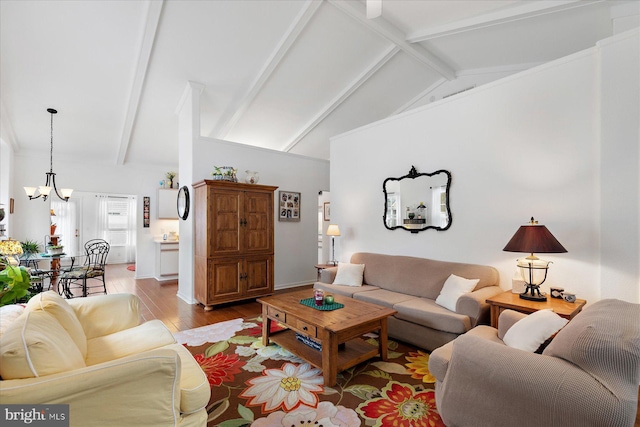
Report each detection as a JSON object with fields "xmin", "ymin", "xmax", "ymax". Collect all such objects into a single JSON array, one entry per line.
[
  {"xmin": 209, "ymin": 259, "xmax": 242, "ymax": 300},
  {"xmin": 245, "ymin": 256, "xmax": 273, "ymax": 296},
  {"xmin": 244, "ymin": 191, "xmax": 273, "ymax": 253},
  {"xmin": 210, "ymin": 191, "xmax": 242, "ymax": 255}
]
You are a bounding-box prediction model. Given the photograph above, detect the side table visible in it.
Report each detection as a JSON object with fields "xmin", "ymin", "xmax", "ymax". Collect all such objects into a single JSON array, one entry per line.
[{"xmin": 486, "ymin": 291, "xmax": 586, "ymax": 328}]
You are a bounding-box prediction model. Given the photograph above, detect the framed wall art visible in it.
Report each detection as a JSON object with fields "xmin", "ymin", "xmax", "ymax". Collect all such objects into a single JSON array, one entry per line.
[
  {"xmin": 279, "ymin": 191, "xmax": 300, "ymax": 222},
  {"xmin": 323, "ymin": 202, "xmax": 330, "ymax": 221},
  {"xmin": 143, "ymin": 196, "xmax": 150, "ymax": 228}
]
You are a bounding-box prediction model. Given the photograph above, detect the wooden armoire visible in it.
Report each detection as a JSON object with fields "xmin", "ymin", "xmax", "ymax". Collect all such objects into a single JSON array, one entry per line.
[{"xmin": 193, "ymin": 180, "xmax": 278, "ymax": 311}]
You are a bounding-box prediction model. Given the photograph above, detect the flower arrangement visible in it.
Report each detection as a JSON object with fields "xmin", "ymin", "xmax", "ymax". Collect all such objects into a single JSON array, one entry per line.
[
  {"xmin": 165, "ymin": 171, "xmax": 177, "ymax": 188},
  {"xmin": 211, "ymin": 166, "xmax": 237, "ymax": 182}
]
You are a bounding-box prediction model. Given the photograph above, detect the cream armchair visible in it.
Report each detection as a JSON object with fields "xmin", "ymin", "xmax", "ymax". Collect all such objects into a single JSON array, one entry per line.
[
  {"xmin": 0, "ymin": 291, "xmax": 210, "ymax": 427},
  {"xmin": 429, "ymin": 299, "xmax": 640, "ymax": 427}
]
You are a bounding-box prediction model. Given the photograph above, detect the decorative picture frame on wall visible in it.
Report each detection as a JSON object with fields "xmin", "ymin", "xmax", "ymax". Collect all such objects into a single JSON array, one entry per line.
[
  {"xmin": 279, "ymin": 191, "xmax": 301, "ymax": 222},
  {"xmin": 143, "ymin": 196, "xmax": 150, "ymax": 228},
  {"xmin": 323, "ymin": 202, "xmax": 330, "ymax": 221}
]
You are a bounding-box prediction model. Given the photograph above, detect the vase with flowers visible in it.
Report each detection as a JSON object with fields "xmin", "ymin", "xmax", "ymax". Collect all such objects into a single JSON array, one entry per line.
[{"xmin": 165, "ymin": 171, "xmax": 177, "ymax": 188}]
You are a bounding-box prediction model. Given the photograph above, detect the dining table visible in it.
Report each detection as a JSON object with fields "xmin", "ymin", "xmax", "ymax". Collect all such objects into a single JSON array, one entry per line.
[{"xmin": 20, "ymin": 252, "xmax": 84, "ymax": 293}]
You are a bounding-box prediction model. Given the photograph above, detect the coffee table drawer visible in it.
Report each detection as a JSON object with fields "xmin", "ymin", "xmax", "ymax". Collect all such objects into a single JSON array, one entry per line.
[
  {"xmin": 268, "ymin": 307, "xmax": 286, "ymax": 323},
  {"xmin": 291, "ymin": 317, "xmax": 317, "ymax": 338}
]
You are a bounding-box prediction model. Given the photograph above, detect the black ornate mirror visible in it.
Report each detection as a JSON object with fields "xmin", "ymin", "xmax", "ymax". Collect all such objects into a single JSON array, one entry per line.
[
  {"xmin": 177, "ymin": 186, "xmax": 190, "ymax": 220},
  {"xmin": 383, "ymin": 166, "xmax": 452, "ymax": 233}
]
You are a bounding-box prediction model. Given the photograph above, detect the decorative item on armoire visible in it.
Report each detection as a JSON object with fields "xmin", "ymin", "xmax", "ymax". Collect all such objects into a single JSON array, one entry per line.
[{"xmin": 244, "ymin": 170, "xmax": 259, "ymax": 184}]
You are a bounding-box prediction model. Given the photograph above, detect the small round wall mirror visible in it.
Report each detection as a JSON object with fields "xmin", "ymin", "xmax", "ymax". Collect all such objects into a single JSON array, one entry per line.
[{"xmin": 177, "ymin": 186, "xmax": 190, "ymax": 220}]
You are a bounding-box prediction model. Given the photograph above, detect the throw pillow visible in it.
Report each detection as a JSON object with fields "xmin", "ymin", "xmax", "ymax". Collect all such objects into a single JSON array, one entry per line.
[
  {"xmin": 503, "ymin": 309, "xmax": 568, "ymax": 352},
  {"xmin": 435, "ymin": 274, "xmax": 479, "ymax": 312},
  {"xmin": 333, "ymin": 263, "xmax": 365, "ymax": 287}
]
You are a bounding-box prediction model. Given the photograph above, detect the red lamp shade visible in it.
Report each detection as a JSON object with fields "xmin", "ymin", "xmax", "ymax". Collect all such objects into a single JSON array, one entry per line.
[{"xmin": 503, "ymin": 218, "xmax": 567, "ymax": 255}]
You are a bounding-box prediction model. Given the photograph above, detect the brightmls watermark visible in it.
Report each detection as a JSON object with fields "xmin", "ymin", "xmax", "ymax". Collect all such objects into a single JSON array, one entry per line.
[{"xmin": 1, "ymin": 405, "xmax": 69, "ymax": 426}]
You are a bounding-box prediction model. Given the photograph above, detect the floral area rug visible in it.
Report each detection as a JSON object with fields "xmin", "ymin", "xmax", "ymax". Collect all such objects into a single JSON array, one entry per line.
[{"xmin": 173, "ymin": 317, "xmax": 445, "ymax": 427}]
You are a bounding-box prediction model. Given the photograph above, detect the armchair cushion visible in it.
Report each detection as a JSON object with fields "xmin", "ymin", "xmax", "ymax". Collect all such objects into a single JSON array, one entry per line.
[
  {"xmin": 67, "ymin": 292, "xmax": 141, "ymax": 339},
  {"xmin": 26, "ymin": 291, "xmax": 87, "ymax": 356},
  {"xmin": 0, "ymin": 310, "xmax": 86, "ymax": 379},
  {"xmin": 0, "ymin": 305, "xmax": 25, "ymax": 338},
  {"xmin": 85, "ymin": 319, "xmax": 176, "ymax": 366}
]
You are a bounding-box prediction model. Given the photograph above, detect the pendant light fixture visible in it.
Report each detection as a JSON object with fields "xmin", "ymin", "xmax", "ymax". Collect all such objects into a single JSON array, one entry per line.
[{"xmin": 24, "ymin": 108, "xmax": 73, "ymax": 202}]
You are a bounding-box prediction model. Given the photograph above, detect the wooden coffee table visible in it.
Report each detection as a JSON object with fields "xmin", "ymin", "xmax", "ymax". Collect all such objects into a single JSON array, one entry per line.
[{"xmin": 258, "ymin": 289, "xmax": 396, "ymax": 386}]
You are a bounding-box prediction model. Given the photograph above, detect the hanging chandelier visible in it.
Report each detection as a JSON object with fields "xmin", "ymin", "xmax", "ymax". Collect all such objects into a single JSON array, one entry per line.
[{"xmin": 24, "ymin": 108, "xmax": 73, "ymax": 202}]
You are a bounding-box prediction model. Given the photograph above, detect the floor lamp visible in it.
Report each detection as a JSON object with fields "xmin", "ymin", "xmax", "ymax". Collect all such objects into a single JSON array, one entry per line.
[{"xmin": 326, "ymin": 224, "xmax": 340, "ymax": 266}]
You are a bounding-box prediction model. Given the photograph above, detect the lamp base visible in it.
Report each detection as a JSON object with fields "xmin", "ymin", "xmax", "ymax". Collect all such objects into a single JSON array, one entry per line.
[
  {"xmin": 519, "ymin": 292, "xmax": 547, "ymax": 301},
  {"xmin": 519, "ymin": 283, "xmax": 547, "ymax": 301}
]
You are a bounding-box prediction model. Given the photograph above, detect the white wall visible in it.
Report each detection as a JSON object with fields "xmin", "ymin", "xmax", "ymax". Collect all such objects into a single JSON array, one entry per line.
[
  {"xmin": 330, "ymin": 30, "xmax": 640, "ymax": 304},
  {"xmin": 11, "ymin": 153, "xmax": 177, "ymax": 279},
  {"xmin": 193, "ymin": 137, "xmax": 330, "ymax": 289}
]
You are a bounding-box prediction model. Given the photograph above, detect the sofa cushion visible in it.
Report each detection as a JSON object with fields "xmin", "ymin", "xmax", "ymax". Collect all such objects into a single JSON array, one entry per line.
[
  {"xmin": 435, "ymin": 274, "xmax": 479, "ymax": 312},
  {"xmin": 350, "ymin": 253, "xmax": 498, "ymax": 300},
  {"xmin": 503, "ymin": 309, "xmax": 568, "ymax": 352},
  {"xmin": 543, "ymin": 299, "xmax": 640, "ymax": 391},
  {"xmin": 0, "ymin": 310, "xmax": 86, "ymax": 379},
  {"xmin": 333, "ymin": 262, "xmax": 365, "ymax": 287},
  {"xmin": 26, "ymin": 290, "xmax": 87, "ymax": 357},
  {"xmin": 161, "ymin": 343, "xmax": 211, "ymax": 414},
  {"xmin": 353, "ymin": 289, "xmax": 416, "ymax": 309},
  {"xmin": 67, "ymin": 293, "xmax": 141, "ymax": 339},
  {"xmin": 393, "ymin": 298, "xmax": 472, "ymax": 334},
  {"xmin": 85, "ymin": 319, "xmax": 177, "ymax": 366},
  {"xmin": 314, "ymin": 282, "xmax": 379, "ymax": 298}
]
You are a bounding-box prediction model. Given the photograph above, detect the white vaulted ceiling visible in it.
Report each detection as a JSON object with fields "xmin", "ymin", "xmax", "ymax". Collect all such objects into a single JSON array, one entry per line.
[{"xmin": 1, "ymin": 0, "xmax": 636, "ymax": 166}]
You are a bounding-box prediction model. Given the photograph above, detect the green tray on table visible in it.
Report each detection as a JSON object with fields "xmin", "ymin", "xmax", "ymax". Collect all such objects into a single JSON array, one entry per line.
[{"xmin": 299, "ymin": 297, "xmax": 344, "ymax": 311}]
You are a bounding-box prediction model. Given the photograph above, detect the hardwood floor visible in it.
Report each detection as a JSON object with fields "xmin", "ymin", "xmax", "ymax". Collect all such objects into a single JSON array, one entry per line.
[
  {"xmin": 93, "ymin": 264, "xmax": 639, "ymax": 425},
  {"xmin": 98, "ymin": 263, "xmax": 306, "ymax": 332}
]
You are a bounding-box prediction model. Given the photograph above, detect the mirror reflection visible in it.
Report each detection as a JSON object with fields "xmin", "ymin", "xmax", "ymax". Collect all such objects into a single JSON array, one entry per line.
[{"xmin": 383, "ymin": 167, "xmax": 452, "ymax": 233}]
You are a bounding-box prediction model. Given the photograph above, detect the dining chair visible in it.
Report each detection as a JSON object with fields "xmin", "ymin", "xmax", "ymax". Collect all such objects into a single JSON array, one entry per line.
[{"xmin": 59, "ymin": 239, "xmax": 110, "ymax": 298}]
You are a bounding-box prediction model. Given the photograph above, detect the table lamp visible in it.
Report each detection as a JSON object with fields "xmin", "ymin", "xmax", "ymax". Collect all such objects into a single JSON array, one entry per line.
[
  {"xmin": 326, "ymin": 224, "xmax": 340, "ymax": 266},
  {"xmin": 503, "ymin": 217, "xmax": 567, "ymax": 301}
]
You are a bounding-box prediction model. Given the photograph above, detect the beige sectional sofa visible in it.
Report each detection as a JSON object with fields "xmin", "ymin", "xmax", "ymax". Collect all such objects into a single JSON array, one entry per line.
[
  {"xmin": 315, "ymin": 252, "xmax": 503, "ymax": 350},
  {"xmin": 0, "ymin": 291, "xmax": 210, "ymax": 427}
]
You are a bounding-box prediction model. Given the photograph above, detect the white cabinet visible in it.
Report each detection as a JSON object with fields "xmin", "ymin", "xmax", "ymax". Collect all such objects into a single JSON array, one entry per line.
[
  {"xmin": 155, "ymin": 241, "xmax": 178, "ymax": 281},
  {"xmin": 158, "ymin": 189, "xmax": 178, "ymax": 219}
]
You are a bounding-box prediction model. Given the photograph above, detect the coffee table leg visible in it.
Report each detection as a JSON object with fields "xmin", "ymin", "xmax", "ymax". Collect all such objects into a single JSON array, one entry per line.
[
  {"xmin": 262, "ymin": 305, "xmax": 271, "ymax": 346},
  {"xmin": 379, "ymin": 318, "xmax": 389, "ymax": 361},
  {"xmin": 321, "ymin": 330, "xmax": 338, "ymax": 386}
]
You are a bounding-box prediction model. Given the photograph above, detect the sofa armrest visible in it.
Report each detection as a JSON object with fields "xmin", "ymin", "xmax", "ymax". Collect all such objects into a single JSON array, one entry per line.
[
  {"xmin": 0, "ymin": 348, "xmax": 182, "ymax": 426},
  {"xmin": 497, "ymin": 309, "xmax": 528, "ymax": 340},
  {"xmin": 436, "ymin": 334, "xmax": 624, "ymax": 427},
  {"xmin": 456, "ymin": 285, "xmax": 503, "ymax": 327},
  {"xmin": 67, "ymin": 293, "xmax": 142, "ymax": 339},
  {"xmin": 319, "ymin": 267, "xmax": 338, "ymax": 284}
]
